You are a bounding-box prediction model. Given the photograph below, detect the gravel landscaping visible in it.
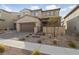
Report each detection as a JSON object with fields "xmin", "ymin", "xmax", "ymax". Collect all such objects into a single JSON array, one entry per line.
[
  {"xmin": 1, "ymin": 31, "xmax": 79, "ymax": 55},
  {"xmin": 18, "ymin": 33, "xmax": 79, "ymax": 49},
  {"xmin": 1, "ymin": 46, "xmax": 46, "ymax": 55}
]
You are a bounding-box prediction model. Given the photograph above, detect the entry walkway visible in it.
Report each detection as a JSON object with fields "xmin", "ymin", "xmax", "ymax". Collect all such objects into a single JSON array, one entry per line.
[{"xmin": 0, "ymin": 39, "xmax": 79, "ymax": 55}]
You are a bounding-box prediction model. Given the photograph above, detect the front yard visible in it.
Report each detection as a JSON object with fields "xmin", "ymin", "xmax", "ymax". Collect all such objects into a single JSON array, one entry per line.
[
  {"xmin": 18, "ymin": 33, "xmax": 79, "ymax": 49},
  {"xmin": 0, "ymin": 31, "xmax": 79, "ymax": 55}
]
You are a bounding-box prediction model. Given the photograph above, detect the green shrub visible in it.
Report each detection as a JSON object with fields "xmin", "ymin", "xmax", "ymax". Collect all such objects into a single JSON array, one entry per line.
[
  {"xmin": 61, "ymin": 33, "xmax": 63, "ymax": 36},
  {"xmin": 52, "ymin": 39, "xmax": 58, "ymax": 45},
  {"xmin": 32, "ymin": 49, "xmax": 40, "ymax": 55},
  {"xmin": 26, "ymin": 35, "xmax": 29, "ymax": 37},
  {"xmin": 0, "ymin": 43, "xmax": 5, "ymax": 54},
  {"xmin": 19, "ymin": 38, "xmax": 25, "ymax": 41},
  {"xmin": 75, "ymin": 33, "xmax": 79, "ymax": 37},
  {"xmin": 42, "ymin": 33, "xmax": 45, "ymax": 36},
  {"xmin": 68, "ymin": 41, "xmax": 76, "ymax": 48},
  {"xmin": 37, "ymin": 40, "xmax": 42, "ymax": 43}
]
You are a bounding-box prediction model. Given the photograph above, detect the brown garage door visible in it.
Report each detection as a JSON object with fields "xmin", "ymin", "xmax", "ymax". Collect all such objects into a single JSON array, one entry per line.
[{"xmin": 20, "ymin": 22, "xmax": 35, "ymax": 32}]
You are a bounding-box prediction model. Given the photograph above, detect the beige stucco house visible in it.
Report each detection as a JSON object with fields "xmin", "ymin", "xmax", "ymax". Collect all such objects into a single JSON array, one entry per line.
[
  {"xmin": 64, "ymin": 5, "xmax": 79, "ymax": 34},
  {"xmin": 0, "ymin": 8, "xmax": 61, "ymax": 33},
  {"xmin": 15, "ymin": 8, "xmax": 61, "ymax": 33}
]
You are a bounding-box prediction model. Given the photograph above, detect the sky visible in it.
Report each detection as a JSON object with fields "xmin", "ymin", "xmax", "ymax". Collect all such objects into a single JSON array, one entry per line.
[{"xmin": 0, "ymin": 4, "xmax": 77, "ymax": 17}]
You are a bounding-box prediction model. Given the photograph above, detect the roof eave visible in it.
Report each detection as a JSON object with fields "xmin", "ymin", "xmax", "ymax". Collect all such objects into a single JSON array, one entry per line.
[{"xmin": 64, "ymin": 5, "xmax": 79, "ymax": 19}]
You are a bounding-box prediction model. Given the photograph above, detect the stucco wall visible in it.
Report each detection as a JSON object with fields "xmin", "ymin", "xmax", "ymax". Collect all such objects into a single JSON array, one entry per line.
[
  {"xmin": 64, "ymin": 8, "xmax": 79, "ymax": 30},
  {"xmin": 31, "ymin": 10, "xmax": 42, "ymax": 18},
  {"xmin": 11, "ymin": 12, "xmax": 20, "ymax": 20},
  {"xmin": 16, "ymin": 23, "xmax": 20, "ymax": 32},
  {"xmin": 16, "ymin": 16, "xmax": 41, "ymax": 33},
  {"xmin": 20, "ymin": 10, "xmax": 31, "ymax": 17},
  {"xmin": 0, "ymin": 21, "xmax": 4, "ymax": 29},
  {"xmin": 42, "ymin": 10, "xmax": 60, "ymax": 18},
  {"xmin": 43, "ymin": 27, "xmax": 65, "ymax": 36},
  {"xmin": 67, "ymin": 16, "xmax": 79, "ymax": 34},
  {"xmin": 36, "ymin": 11, "xmax": 42, "ymax": 18},
  {"xmin": 0, "ymin": 10, "xmax": 19, "ymax": 30}
]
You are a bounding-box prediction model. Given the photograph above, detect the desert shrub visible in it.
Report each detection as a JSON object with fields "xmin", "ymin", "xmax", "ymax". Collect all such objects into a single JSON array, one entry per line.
[
  {"xmin": 37, "ymin": 40, "xmax": 42, "ymax": 43},
  {"xmin": 19, "ymin": 38, "xmax": 25, "ymax": 41},
  {"xmin": 0, "ymin": 43, "xmax": 5, "ymax": 54},
  {"xmin": 42, "ymin": 33, "xmax": 45, "ymax": 36},
  {"xmin": 32, "ymin": 49, "xmax": 40, "ymax": 55},
  {"xmin": 0, "ymin": 30, "xmax": 5, "ymax": 34},
  {"xmin": 75, "ymin": 33, "xmax": 79, "ymax": 37},
  {"xmin": 29, "ymin": 33, "xmax": 32, "ymax": 35},
  {"xmin": 68, "ymin": 41, "xmax": 76, "ymax": 48},
  {"xmin": 26, "ymin": 35, "xmax": 29, "ymax": 37},
  {"xmin": 52, "ymin": 39, "xmax": 58, "ymax": 45},
  {"xmin": 61, "ymin": 33, "xmax": 63, "ymax": 36},
  {"xmin": 42, "ymin": 38, "xmax": 45, "ymax": 40},
  {"xmin": 4, "ymin": 28, "xmax": 7, "ymax": 30}
]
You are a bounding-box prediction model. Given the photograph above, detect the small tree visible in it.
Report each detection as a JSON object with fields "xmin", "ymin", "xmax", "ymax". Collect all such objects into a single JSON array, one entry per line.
[
  {"xmin": 48, "ymin": 17, "xmax": 59, "ymax": 37},
  {"xmin": 37, "ymin": 40, "xmax": 42, "ymax": 43},
  {"xmin": 32, "ymin": 49, "xmax": 40, "ymax": 55},
  {"xmin": 0, "ymin": 19, "xmax": 5, "ymax": 21},
  {"xmin": 32, "ymin": 44, "xmax": 42, "ymax": 55},
  {"xmin": 52, "ymin": 39, "xmax": 58, "ymax": 45},
  {"xmin": 68, "ymin": 41, "xmax": 76, "ymax": 48}
]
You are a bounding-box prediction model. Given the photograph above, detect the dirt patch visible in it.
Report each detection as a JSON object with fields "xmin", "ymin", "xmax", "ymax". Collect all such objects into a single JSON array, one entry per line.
[
  {"xmin": 18, "ymin": 34, "xmax": 79, "ymax": 50},
  {"xmin": 2, "ymin": 46, "xmax": 46, "ymax": 55}
]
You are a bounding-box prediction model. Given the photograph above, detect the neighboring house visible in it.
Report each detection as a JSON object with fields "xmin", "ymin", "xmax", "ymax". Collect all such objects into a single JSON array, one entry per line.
[
  {"xmin": 10, "ymin": 12, "xmax": 21, "ymax": 30},
  {"xmin": 64, "ymin": 5, "xmax": 79, "ymax": 34},
  {"xmin": 0, "ymin": 9, "xmax": 19, "ymax": 30},
  {"xmin": 0, "ymin": 19, "xmax": 5, "ymax": 30}
]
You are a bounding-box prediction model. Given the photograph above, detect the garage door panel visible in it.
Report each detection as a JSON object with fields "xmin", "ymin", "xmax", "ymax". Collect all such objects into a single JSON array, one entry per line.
[{"xmin": 20, "ymin": 23, "xmax": 35, "ymax": 32}]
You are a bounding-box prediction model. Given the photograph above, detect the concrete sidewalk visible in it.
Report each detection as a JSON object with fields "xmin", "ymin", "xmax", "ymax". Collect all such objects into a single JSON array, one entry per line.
[{"xmin": 0, "ymin": 39, "xmax": 79, "ymax": 55}]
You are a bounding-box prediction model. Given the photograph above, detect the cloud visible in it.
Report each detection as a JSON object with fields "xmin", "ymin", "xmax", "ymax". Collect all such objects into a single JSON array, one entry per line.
[
  {"xmin": 45, "ymin": 5, "xmax": 59, "ymax": 10},
  {"xmin": 0, "ymin": 4, "xmax": 12, "ymax": 11},
  {"xmin": 30, "ymin": 6, "xmax": 40, "ymax": 10},
  {"xmin": 60, "ymin": 5, "xmax": 77, "ymax": 17}
]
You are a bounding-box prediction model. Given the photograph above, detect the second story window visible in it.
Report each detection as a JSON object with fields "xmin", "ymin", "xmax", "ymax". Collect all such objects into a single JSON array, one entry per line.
[
  {"xmin": 74, "ymin": 26, "xmax": 76, "ymax": 31},
  {"xmin": 47, "ymin": 11, "xmax": 54, "ymax": 16},
  {"xmin": 54, "ymin": 11, "xmax": 59, "ymax": 16},
  {"xmin": 47, "ymin": 12, "xmax": 51, "ymax": 16},
  {"xmin": 17, "ymin": 15, "xmax": 21, "ymax": 18},
  {"xmin": 32, "ymin": 12, "xmax": 36, "ymax": 16}
]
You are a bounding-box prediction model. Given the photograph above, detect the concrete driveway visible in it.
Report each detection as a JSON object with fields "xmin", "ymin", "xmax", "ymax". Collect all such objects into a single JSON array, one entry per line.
[{"xmin": 0, "ymin": 31, "xmax": 27, "ymax": 40}]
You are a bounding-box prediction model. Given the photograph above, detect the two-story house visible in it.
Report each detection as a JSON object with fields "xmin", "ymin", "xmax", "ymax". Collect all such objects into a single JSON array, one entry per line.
[
  {"xmin": 16, "ymin": 8, "xmax": 61, "ymax": 33},
  {"xmin": 0, "ymin": 8, "xmax": 61, "ymax": 33}
]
